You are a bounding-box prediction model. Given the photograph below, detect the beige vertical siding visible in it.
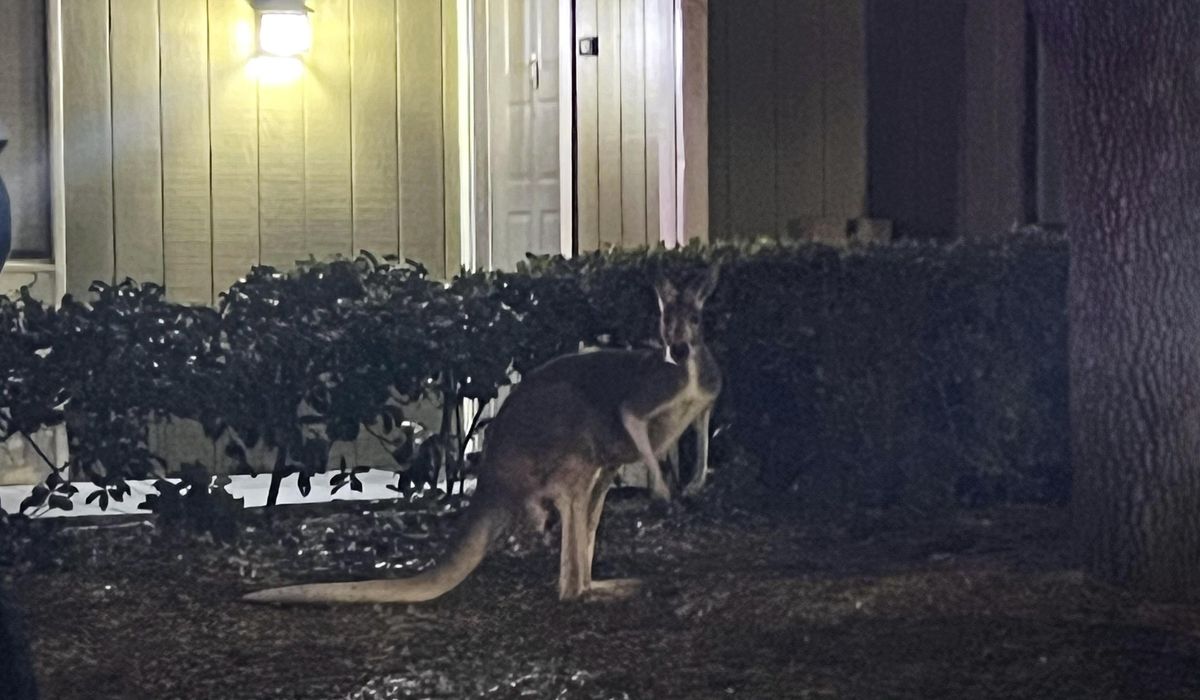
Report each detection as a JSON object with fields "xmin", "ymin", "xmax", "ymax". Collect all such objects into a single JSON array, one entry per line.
[
  {"xmin": 865, "ymin": 0, "xmax": 1033, "ymax": 240},
  {"xmin": 468, "ymin": 3, "xmax": 490, "ymax": 266},
  {"xmin": 61, "ymin": 0, "xmax": 115, "ymax": 297},
  {"xmin": 58, "ymin": 0, "xmax": 465, "ymax": 471},
  {"xmin": 160, "ymin": 0, "xmax": 214, "ymax": 305},
  {"xmin": 59, "ymin": 0, "xmax": 462, "ymax": 303},
  {"xmin": 713, "ymin": 0, "xmax": 1033, "ymax": 241},
  {"xmin": 398, "ymin": 0, "xmax": 446, "ymax": 276},
  {"xmin": 618, "ymin": 0, "xmax": 647, "ymax": 247},
  {"xmin": 642, "ymin": 0, "xmax": 662, "ymax": 245},
  {"xmin": 726, "ymin": 0, "xmax": 777, "ymax": 240},
  {"xmin": 575, "ymin": 0, "xmax": 602, "ymax": 252},
  {"xmin": 304, "ymin": 0, "xmax": 354, "ymax": 262},
  {"xmin": 679, "ymin": 0, "xmax": 707, "ymax": 242},
  {"xmin": 595, "ymin": 0, "xmax": 624, "ymax": 249},
  {"xmin": 576, "ymin": 0, "xmax": 679, "ymax": 251},
  {"xmin": 822, "ymin": 0, "xmax": 866, "ymax": 220},
  {"xmin": 110, "ymin": 0, "xmax": 165, "ymax": 285},
  {"xmin": 708, "ymin": 0, "xmax": 869, "ymax": 241},
  {"xmin": 774, "ymin": 0, "xmax": 824, "ymax": 234},
  {"xmin": 258, "ymin": 77, "xmax": 307, "ymax": 268},
  {"xmin": 959, "ymin": 0, "xmax": 1030, "ymax": 237},
  {"xmin": 643, "ymin": 0, "xmax": 675, "ymax": 245},
  {"xmin": 441, "ymin": 0, "xmax": 462, "ymax": 274},
  {"xmin": 865, "ymin": 0, "xmax": 965, "ymax": 239},
  {"xmin": 208, "ymin": 0, "xmax": 261, "ymax": 293},
  {"xmin": 350, "ymin": 0, "xmax": 400, "ymax": 259},
  {"xmin": 707, "ymin": 0, "xmax": 730, "ymax": 240}
]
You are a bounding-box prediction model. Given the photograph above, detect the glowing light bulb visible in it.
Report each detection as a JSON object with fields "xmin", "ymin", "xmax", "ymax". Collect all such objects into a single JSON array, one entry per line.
[{"xmin": 258, "ymin": 11, "xmax": 312, "ymax": 57}]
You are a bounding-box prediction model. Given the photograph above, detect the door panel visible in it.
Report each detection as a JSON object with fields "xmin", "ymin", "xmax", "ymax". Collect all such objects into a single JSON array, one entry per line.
[
  {"xmin": 573, "ymin": 0, "xmax": 681, "ymax": 251},
  {"xmin": 488, "ymin": 0, "xmax": 560, "ymax": 269}
]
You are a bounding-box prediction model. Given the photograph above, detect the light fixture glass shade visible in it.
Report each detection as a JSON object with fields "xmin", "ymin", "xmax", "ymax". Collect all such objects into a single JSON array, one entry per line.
[{"xmin": 258, "ymin": 11, "xmax": 312, "ymax": 57}]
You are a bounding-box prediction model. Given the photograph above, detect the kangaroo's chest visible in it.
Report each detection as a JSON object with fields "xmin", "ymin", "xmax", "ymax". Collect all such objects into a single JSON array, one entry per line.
[{"xmin": 649, "ymin": 360, "xmax": 717, "ymax": 449}]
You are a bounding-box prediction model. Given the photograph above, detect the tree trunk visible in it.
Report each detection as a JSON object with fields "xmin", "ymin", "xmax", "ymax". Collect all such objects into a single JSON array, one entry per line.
[
  {"xmin": 1033, "ymin": 0, "xmax": 1200, "ymax": 600},
  {"xmin": 0, "ymin": 582, "xmax": 39, "ymax": 700}
]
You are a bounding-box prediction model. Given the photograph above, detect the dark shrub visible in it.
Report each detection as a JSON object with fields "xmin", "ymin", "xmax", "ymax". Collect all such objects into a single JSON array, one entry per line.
[
  {"xmin": 500, "ymin": 234, "xmax": 1069, "ymax": 509},
  {"xmin": 0, "ymin": 234, "xmax": 1068, "ymax": 517}
]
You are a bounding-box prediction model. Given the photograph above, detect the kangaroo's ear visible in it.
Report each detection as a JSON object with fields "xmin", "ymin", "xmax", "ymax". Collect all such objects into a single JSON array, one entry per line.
[
  {"xmin": 654, "ymin": 276, "xmax": 679, "ymax": 308},
  {"xmin": 690, "ymin": 264, "xmax": 721, "ymax": 303}
]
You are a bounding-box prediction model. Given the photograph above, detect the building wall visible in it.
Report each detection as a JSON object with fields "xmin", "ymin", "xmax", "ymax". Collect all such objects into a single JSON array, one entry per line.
[
  {"xmin": 60, "ymin": 0, "xmax": 460, "ymax": 305},
  {"xmin": 51, "ymin": 0, "xmax": 463, "ymax": 477},
  {"xmin": 4, "ymin": 0, "xmax": 695, "ymax": 483},
  {"xmin": 0, "ymin": 0, "xmax": 57, "ymax": 484},
  {"xmin": 865, "ymin": 0, "xmax": 965, "ymax": 240},
  {"xmin": 709, "ymin": 0, "xmax": 1040, "ymax": 242},
  {"xmin": 575, "ymin": 0, "xmax": 683, "ymax": 251},
  {"xmin": 707, "ymin": 0, "xmax": 868, "ymax": 242},
  {"xmin": 679, "ymin": 0, "xmax": 708, "ymax": 243},
  {"xmin": 0, "ymin": 0, "xmax": 51, "ymax": 259},
  {"xmin": 957, "ymin": 0, "xmax": 1034, "ymax": 238},
  {"xmin": 867, "ymin": 0, "xmax": 1033, "ymax": 239}
]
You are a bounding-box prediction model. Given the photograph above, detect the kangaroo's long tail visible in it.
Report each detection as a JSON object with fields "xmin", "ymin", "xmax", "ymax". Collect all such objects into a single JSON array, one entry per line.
[{"xmin": 242, "ymin": 500, "xmax": 509, "ymax": 605}]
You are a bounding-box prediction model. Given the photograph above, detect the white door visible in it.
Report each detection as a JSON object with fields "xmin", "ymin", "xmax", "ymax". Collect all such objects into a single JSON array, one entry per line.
[{"xmin": 486, "ymin": 0, "xmax": 561, "ymax": 269}]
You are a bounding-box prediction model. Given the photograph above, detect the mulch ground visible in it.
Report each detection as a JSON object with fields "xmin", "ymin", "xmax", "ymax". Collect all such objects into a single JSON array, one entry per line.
[{"xmin": 3, "ymin": 492, "xmax": 1200, "ymax": 700}]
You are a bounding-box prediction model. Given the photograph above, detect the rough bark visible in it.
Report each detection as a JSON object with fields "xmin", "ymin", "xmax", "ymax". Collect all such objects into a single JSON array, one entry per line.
[{"xmin": 1033, "ymin": 0, "xmax": 1200, "ymax": 600}]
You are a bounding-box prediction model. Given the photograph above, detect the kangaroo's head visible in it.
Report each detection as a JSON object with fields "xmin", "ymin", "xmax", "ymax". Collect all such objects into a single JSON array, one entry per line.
[{"xmin": 654, "ymin": 265, "xmax": 720, "ymax": 364}]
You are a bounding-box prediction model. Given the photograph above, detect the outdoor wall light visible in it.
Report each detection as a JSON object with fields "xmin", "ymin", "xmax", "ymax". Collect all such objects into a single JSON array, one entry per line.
[
  {"xmin": 248, "ymin": 0, "xmax": 311, "ymax": 83},
  {"xmin": 254, "ymin": 0, "xmax": 312, "ymax": 56}
]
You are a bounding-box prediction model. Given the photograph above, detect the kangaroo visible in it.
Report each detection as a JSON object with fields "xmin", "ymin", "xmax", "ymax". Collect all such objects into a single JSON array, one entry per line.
[
  {"xmin": 522, "ymin": 265, "xmax": 723, "ymax": 500},
  {"xmin": 241, "ymin": 266, "xmax": 722, "ymax": 605}
]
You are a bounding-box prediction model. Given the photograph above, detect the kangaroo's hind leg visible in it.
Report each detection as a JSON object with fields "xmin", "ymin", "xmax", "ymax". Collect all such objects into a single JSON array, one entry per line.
[
  {"xmin": 582, "ymin": 468, "xmax": 643, "ymax": 602},
  {"xmin": 664, "ymin": 441, "xmax": 682, "ymax": 492},
  {"xmin": 583, "ymin": 468, "xmax": 616, "ymax": 588},
  {"xmin": 556, "ymin": 461, "xmax": 642, "ymax": 602},
  {"xmin": 555, "ymin": 467, "xmax": 595, "ymax": 601},
  {"xmin": 682, "ymin": 407, "xmax": 713, "ymax": 498}
]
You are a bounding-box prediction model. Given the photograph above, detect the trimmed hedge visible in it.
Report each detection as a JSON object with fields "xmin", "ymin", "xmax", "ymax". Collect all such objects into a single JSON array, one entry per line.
[
  {"xmin": 499, "ymin": 235, "xmax": 1069, "ymax": 509},
  {"xmin": 0, "ymin": 235, "xmax": 1068, "ymax": 517}
]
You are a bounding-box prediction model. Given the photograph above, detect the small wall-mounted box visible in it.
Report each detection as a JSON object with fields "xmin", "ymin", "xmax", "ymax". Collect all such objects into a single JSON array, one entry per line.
[{"xmin": 578, "ymin": 37, "xmax": 599, "ymax": 56}]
